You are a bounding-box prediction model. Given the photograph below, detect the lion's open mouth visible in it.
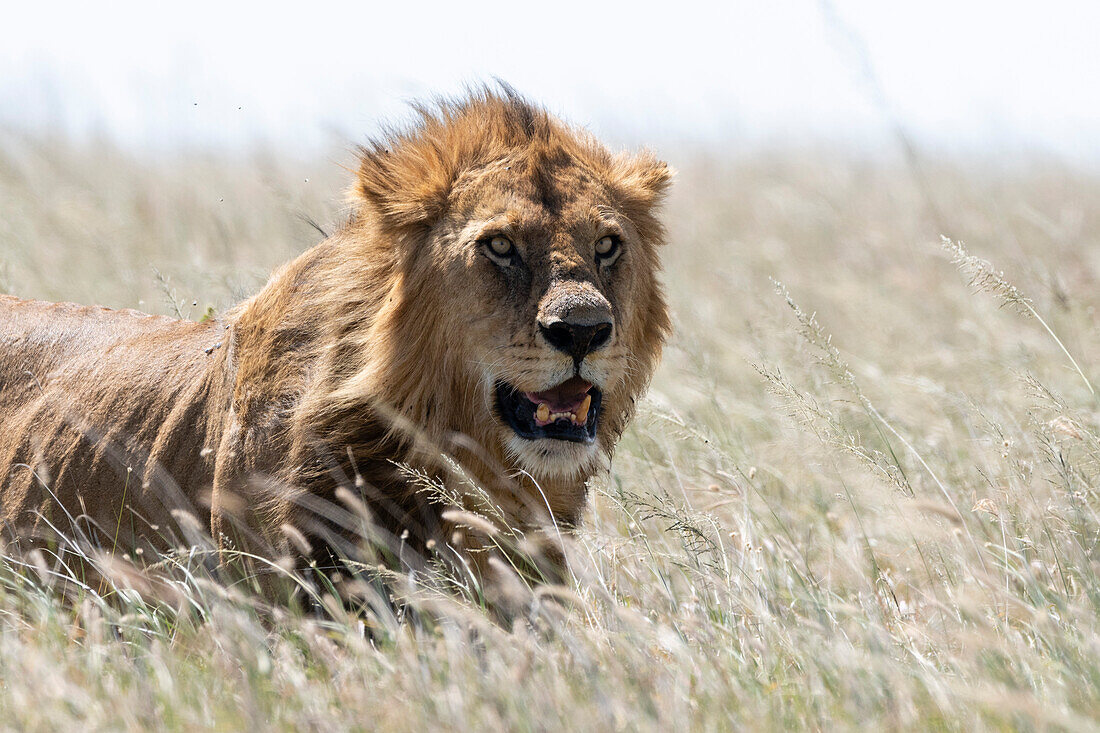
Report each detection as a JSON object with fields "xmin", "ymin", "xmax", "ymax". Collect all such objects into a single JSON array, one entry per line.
[{"xmin": 495, "ymin": 376, "xmax": 602, "ymax": 444}]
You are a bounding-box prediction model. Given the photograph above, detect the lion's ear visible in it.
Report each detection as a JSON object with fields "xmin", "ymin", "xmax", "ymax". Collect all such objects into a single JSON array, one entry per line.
[
  {"xmin": 354, "ymin": 144, "xmax": 453, "ymax": 232},
  {"xmin": 608, "ymin": 152, "xmax": 673, "ymax": 235},
  {"xmin": 617, "ymin": 152, "xmax": 673, "ymax": 204}
]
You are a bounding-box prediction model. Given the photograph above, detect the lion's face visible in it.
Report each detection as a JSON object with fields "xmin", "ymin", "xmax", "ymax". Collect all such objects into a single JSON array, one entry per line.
[
  {"xmin": 429, "ymin": 158, "xmax": 665, "ymax": 481},
  {"xmin": 352, "ymin": 90, "xmax": 670, "ymax": 498}
]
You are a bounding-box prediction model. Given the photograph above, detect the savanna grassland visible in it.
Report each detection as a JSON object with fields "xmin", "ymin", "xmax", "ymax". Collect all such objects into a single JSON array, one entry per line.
[{"xmin": 2, "ymin": 131, "xmax": 1100, "ymax": 731}]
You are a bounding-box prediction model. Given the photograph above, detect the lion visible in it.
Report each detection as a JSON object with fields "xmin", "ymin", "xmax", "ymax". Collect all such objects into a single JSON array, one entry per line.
[{"xmin": 0, "ymin": 87, "xmax": 671, "ymax": 584}]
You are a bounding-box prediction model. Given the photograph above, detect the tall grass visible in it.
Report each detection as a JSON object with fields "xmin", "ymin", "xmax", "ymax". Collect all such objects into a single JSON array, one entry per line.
[{"xmin": 2, "ymin": 133, "xmax": 1100, "ymax": 729}]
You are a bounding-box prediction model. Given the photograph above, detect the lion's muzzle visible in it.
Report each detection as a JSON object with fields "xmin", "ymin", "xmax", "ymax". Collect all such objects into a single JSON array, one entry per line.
[{"xmin": 536, "ymin": 281, "xmax": 614, "ymax": 365}]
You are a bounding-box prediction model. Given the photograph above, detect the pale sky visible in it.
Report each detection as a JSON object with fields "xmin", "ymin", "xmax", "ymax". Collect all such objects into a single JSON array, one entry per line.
[{"xmin": 1, "ymin": 1, "xmax": 1097, "ymax": 165}]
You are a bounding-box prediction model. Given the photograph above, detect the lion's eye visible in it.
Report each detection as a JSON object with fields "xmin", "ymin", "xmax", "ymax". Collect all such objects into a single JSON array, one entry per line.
[
  {"xmin": 485, "ymin": 236, "xmax": 515, "ymax": 259},
  {"xmin": 595, "ymin": 235, "xmax": 621, "ymax": 263}
]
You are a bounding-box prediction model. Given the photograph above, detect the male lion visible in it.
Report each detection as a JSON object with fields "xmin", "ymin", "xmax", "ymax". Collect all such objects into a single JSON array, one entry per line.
[{"xmin": 0, "ymin": 87, "xmax": 670, "ymax": 582}]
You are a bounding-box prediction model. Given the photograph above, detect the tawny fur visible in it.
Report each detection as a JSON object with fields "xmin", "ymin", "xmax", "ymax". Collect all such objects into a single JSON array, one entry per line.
[{"xmin": 0, "ymin": 87, "xmax": 671, "ymax": 574}]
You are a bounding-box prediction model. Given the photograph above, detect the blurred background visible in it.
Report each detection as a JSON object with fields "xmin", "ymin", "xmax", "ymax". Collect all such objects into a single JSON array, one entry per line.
[{"xmin": 2, "ymin": 0, "xmax": 1098, "ymax": 164}]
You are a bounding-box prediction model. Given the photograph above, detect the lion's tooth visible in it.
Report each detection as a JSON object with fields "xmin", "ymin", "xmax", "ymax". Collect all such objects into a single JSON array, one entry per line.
[
  {"xmin": 575, "ymin": 395, "xmax": 592, "ymax": 424},
  {"xmin": 536, "ymin": 403, "xmax": 550, "ymax": 422}
]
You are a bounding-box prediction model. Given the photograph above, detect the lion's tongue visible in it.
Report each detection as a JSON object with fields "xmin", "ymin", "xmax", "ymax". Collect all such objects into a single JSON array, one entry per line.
[
  {"xmin": 525, "ymin": 376, "xmax": 591, "ymax": 411},
  {"xmin": 525, "ymin": 377, "xmax": 593, "ymax": 426}
]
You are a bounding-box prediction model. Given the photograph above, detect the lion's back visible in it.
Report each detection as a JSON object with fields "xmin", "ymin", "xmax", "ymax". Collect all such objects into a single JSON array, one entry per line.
[
  {"xmin": 0, "ymin": 295, "xmax": 231, "ymax": 547},
  {"xmin": 1, "ymin": 295, "xmax": 173, "ymax": 378}
]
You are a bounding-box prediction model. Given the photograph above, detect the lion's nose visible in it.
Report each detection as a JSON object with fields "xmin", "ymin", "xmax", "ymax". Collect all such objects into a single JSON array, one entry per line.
[{"xmin": 539, "ymin": 318, "xmax": 613, "ymax": 362}]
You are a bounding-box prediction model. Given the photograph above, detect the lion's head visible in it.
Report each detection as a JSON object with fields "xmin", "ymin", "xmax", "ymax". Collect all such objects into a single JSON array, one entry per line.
[{"xmin": 308, "ymin": 86, "xmax": 670, "ymax": 528}]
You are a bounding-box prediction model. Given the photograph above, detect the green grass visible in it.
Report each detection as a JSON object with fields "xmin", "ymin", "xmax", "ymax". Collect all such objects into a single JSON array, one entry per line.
[{"xmin": 3, "ymin": 133, "xmax": 1100, "ymax": 730}]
